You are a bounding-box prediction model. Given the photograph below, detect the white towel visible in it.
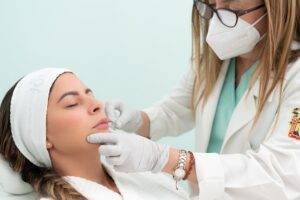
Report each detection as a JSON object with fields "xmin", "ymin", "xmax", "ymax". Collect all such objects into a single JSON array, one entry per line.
[
  {"xmin": 1, "ymin": 68, "xmax": 71, "ymax": 196},
  {"xmin": 0, "ymin": 155, "xmax": 33, "ymax": 195},
  {"xmin": 10, "ymin": 68, "xmax": 71, "ymax": 167}
]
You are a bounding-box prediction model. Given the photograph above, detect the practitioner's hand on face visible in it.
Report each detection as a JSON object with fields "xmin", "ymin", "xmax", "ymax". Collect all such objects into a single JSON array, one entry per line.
[
  {"xmin": 105, "ymin": 101, "xmax": 143, "ymax": 132},
  {"xmin": 87, "ymin": 132, "xmax": 169, "ymax": 173}
]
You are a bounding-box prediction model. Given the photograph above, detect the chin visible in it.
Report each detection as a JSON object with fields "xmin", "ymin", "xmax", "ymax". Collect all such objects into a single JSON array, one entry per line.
[
  {"xmin": 90, "ymin": 128, "xmax": 109, "ymax": 134},
  {"xmin": 97, "ymin": 128, "xmax": 109, "ymax": 133},
  {"xmin": 86, "ymin": 142, "xmax": 100, "ymax": 147}
]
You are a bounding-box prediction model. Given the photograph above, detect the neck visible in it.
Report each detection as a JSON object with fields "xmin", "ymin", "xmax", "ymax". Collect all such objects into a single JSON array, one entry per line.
[
  {"xmin": 50, "ymin": 148, "xmax": 119, "ymax": 193},
  {"xmin": 235, "ymin": 40, "xmax": 263, "ymax": 84}
]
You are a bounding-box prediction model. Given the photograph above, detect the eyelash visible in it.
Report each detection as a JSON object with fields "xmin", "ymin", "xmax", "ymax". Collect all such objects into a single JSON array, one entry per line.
[{"xmin": 66, "ymin": 103, "xmax": 78, "ymax": 108}]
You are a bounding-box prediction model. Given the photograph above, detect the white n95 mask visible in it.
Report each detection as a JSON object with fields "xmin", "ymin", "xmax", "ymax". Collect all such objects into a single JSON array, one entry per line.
[{"xmin": 206, "ymin": 13, "xmax": 267, "ymax": 60}]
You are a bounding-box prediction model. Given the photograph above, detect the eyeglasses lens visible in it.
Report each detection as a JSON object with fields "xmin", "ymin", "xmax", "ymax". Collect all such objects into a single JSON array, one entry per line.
[{"xmin": 197, "ymin": 2, "xmax": 213, "ymax": 20}]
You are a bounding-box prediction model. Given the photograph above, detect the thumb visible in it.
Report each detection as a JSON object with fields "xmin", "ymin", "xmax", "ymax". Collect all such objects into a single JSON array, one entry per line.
[{"xmin": 87, "ymin": 133, "xmax": 118, "ymax": 144}]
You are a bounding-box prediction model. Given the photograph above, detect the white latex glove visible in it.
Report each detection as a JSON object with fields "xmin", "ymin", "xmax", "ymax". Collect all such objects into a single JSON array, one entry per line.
[
  {"xmin": 87, "ymin": 132, "xmax": 169, "ymax": 173},
  {"xmin": 105, "ymin": 101, "xmax": 143, "ymax": 132}
]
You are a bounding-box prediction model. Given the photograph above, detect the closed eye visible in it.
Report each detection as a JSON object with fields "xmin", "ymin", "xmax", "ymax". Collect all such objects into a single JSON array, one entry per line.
[{"xmin": 66, "ymin": 103, "xmax": 78, "ymax": 108}]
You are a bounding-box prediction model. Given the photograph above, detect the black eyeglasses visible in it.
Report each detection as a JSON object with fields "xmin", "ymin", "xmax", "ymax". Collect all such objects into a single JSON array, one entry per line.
[{"xmin": 194, "ymin": 0, "xmax": 265, "ymax": 28}]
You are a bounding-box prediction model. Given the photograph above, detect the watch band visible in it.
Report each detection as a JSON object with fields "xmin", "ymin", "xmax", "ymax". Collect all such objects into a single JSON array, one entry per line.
[{"xmin": 172, "ymin": 149, "xmax": 188, "ymax": 190}]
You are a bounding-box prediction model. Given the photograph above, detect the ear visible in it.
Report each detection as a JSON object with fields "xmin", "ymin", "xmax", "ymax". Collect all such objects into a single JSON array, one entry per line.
[{"xmin": 46, "ymin": 139, "xmax": 53, "ymax": 149}]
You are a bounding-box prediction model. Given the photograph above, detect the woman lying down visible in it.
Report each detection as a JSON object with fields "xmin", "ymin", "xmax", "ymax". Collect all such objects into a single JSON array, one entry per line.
[{"xmin": 0, "ymin": 68, "xmax": 190, "ymax": 200}]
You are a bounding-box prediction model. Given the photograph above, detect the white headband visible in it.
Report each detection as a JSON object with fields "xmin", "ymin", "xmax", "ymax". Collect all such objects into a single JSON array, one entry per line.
[{"xmin": 10, "ymin": 68, "xmax": 71, "ymax": 167}]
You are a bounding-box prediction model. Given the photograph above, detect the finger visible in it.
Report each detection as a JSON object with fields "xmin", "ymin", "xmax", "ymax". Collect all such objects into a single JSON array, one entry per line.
[
  {"xmin": 99, "ymin": 145, "xmax": 122, "ymax": 157},
  {"xmin": 87, "ymin": 133, "xmax": 118, "ymax": 144},
  {"xmin": 104, "ymin": 102, "xmax": 117, "ymax": 122},
  {"xmin": 105, "ymin": 101, "xmax": 122, "ymax": 122},
  {"xmin": 106, "ymin": 156, "xmax": 124, "ymax": 166},
  {"xmin": 114, "ymin": 165, "xmax": 130, "ymax": 173},
  {"xmin": 115, "ymin": 108, "xmax": 132, "ymax": 128}
]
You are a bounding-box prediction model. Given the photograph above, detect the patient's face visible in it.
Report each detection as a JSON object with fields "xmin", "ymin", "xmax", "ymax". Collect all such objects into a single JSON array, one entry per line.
[{"xmin": 46, "ymin": 73, "xmax": 108, "ymax": 157}]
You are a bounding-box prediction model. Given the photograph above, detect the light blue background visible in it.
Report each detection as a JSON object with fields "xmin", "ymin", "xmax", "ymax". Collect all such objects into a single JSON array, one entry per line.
[{"xmin": 0, "ymin": 0, "xmax": 194, "ymax": 153}]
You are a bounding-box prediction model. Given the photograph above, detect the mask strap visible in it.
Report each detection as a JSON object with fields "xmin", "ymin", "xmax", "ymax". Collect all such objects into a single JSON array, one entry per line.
[
  {"xmin": 252, "ymin": 12, "xmax": 268, "ymax": 27},
  {"xmin": 254, "ymin": 13, "xmax": 268, "ymax": 39},
  {"xmin": 259, "ymin": 33, "xmax": 267, "ymax": 41}
]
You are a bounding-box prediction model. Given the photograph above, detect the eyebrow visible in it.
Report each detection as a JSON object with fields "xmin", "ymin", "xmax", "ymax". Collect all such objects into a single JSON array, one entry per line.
[
  {"xmin": 221, "ymin": 0, "xmax": 240, "ymax": 2},
  {"xmin": 57, "ymin": 88, "xmax": 93, "ymax": 103}
]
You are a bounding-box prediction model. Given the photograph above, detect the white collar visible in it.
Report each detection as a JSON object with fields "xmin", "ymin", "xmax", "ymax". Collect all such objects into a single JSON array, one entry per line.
[
  {"xmin": 64, "ymin": 164, "xmax": 122, "ymax": 200},
  {"xmin": 291, "ymin": 41, "xmax": 300, "ymax": 50}
]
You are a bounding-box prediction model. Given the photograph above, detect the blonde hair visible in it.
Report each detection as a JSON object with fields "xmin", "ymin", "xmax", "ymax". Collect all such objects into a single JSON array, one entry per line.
[
  {"xmin": 191, "ymin": 0, "xmax": 300, "ymax": 123},
  {"xmin": 0, "ymin": 82, "xmax": 87, "ymax": 200}
]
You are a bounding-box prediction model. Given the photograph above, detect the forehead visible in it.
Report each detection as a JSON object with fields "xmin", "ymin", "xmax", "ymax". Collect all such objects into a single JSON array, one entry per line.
[
  {"xmin": 49, "ymin": 73, "xmax": 85, "ymax": 97},
  {"xmin": 53, "ymin": 72, "xmax": 81, "ymax": 87},
  {"xmin": 208, "ymin": 0, "xmax": 263, "ymax": 8},
  {"xmin": 208, "ymin": 0, "xmax": 239, "ymax": 3}
]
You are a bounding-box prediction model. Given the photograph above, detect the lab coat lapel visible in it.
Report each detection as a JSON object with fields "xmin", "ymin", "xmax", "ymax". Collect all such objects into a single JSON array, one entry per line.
[
  {"xmin": 196, "ymin": 60, "xmax": 230, "ymax": 152},
  {"xmin": 221, "ymin": 83, "xmax": 257, "ymax": 149},
  {"xmin": 222, "ymin": 75, "xmax": 276, "ymax": 150}
]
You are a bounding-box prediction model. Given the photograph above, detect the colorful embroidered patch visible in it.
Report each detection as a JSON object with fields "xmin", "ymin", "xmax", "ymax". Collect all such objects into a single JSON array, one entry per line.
[{"xmin": 289, "ymin": 108, "xmax": 300, "ymax": 140}]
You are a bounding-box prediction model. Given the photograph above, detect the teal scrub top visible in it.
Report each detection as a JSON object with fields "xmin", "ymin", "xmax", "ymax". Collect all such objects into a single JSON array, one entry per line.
[{"xmin": 207, "ymin": 58, "xmax": 258, "ymax": 153}]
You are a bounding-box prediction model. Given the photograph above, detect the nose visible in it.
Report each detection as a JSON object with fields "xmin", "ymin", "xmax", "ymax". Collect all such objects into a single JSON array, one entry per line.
[
  {"xmin": 215, "ymin": 0, "xmax": 227, "ymax": 9},
  {"xmin": 88, "ymin": 97, "xmax": 102, "ymax": 115}
]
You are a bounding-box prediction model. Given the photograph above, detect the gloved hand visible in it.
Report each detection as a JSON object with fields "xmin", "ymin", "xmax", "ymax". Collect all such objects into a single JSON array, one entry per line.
[
  {"xmin": 87, "ymin": 132, "xmax": 169, "ymax": 173},
  {"xmin": 105, "ymin": 101, "xmax": 143, "ymax": 132}
]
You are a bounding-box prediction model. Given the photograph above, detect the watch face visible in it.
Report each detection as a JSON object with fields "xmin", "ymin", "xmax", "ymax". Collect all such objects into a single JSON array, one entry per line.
[{"xmin": 174, "ymin": 168, "xmax": 186, "ymax": 180}]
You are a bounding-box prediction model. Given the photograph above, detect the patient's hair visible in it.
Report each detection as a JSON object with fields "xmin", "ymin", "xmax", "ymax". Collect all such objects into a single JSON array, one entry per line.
[{"xmin": 0, "ymin": 81, "xmax": 87, "ymax": 200}]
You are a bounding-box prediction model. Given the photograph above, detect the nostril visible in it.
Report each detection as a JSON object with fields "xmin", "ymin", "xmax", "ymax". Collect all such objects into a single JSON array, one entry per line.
[{"xmin": 93, "ymin": 107, "xmax": 100, "ymax": 113}]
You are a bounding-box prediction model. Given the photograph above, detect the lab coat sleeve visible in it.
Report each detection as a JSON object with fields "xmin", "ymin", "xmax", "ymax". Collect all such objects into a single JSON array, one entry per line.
[
  {"xmin": 144, "ymin": 66, "xmax": 196, "ymax": 140},
  {"xmin": 191, "ymin": 61, "xmax": 300, "ymax": 200}
]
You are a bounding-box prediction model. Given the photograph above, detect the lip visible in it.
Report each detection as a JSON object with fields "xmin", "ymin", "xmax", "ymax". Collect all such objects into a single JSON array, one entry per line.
[{"xmin": 93, "ymin": 118, "xmax": 109, "ymax": 130}]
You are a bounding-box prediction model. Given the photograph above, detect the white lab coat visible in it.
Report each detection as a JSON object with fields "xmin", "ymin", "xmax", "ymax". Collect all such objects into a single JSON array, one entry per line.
[
  {"xmin": 145, "ymin": 44, "xmax": 300, "ymax": 200},
  {"xmin": 39, "ymin": 163, "xmax": 189, "ymax": 200}
]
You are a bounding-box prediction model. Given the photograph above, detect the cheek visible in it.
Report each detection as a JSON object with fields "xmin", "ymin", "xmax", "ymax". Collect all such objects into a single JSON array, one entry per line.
[
  {"xmin": 47, "ymin": 110, "xmax": 95, "ymax": 154},
  {"xmin": 48, "ymin": 111, "xmax": 86, "ymax": 134},
  {"xmin": 63, "ymin": 113, "xmax": 85, "ymax": 127}
]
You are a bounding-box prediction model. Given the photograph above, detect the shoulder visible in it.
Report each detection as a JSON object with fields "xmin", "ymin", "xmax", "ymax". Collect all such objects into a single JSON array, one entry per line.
[
  {"xmin": 284, "ymin": 57, "xmax": 300, "ymax": 83},
  {"xmin": 284, "ymin": 58, "xmax": 300, "ymax": 88},
  {"xmin": 279, "ymin": 57, "xmax": 300, "ymax": 100}
]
